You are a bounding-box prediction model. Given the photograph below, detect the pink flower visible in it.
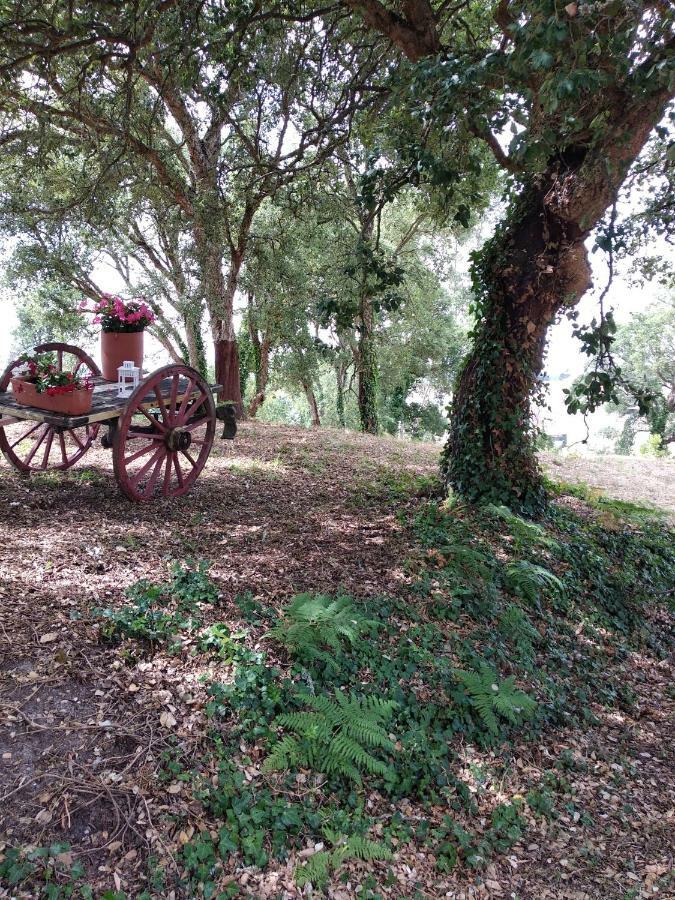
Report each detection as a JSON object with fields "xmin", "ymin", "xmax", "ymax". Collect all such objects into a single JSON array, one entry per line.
[
  {"xmin": 93, "ymin": 315, "xmax": 101, "ymax": 324},
  {"xmin": 78, "ymin": 299, "xmax": 89, "ymax": 311}
]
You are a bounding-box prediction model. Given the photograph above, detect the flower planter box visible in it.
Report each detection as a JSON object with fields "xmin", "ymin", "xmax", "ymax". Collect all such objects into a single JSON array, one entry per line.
[{"xmin": 11, "ymin": 377, "xmax": 94, "ymax": 415}]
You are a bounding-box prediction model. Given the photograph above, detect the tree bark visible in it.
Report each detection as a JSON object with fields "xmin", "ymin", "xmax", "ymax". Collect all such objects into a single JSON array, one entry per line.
[
  {"xmin": 344, "ymin": 0, "xmax": 675, "ymax": 511},
  {"xmin": 214, "ymin": 333, "xmax": 243, "ymax": 411},
  {"xmin": 356, "ymin": 214, "xmax": 379, "ymax": 434},
  {"xmin": 302, "ymin": 380, "xmax": 322, "ymax": 427},
  {"xmin": 358, "ymin": 294, "xmax": 379, "ymax": 434},
  {"xmin": 445, "ymin": 104, "xmax": 668, "ymax": 512},
  {"xmin": 335, "ymin": 358, "xmax": 348, "ymax": 428},
  {"xmin": 248, "ymin": 336, "xmax": 271, "ymax": 418}
]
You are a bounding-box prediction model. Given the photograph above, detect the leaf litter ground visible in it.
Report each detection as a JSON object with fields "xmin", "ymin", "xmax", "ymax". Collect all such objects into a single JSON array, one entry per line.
[{"xmin": 0, "ymin": 423, "xmax": 673, "ymax": 899}]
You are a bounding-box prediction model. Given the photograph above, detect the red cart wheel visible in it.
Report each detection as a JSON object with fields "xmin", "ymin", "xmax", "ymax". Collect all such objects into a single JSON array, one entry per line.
[
  {"xmin": 113, "ymin": 364, "xmax": 215, "ymax": 502},
  {"xmin": 0, "ymin": 342, "xmax": 101, "ymax": 473}
]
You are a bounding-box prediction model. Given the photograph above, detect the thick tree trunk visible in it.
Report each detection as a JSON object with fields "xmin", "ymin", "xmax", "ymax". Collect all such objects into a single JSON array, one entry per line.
[
  {"xmin": 196, "ymin": 195, "xmax": 254, "ymax": 419},
  {"xmin": 214, "ymin": 332, "xmax": 243, "ymax": 413},
  {"xmin": 444, "ymin": 123, "xmax": 661, "ymax": 512},
  {"xmin": 342, "ymin": 0, "xmax": 675, "ymax": 513},
  {"xmin": 302, "ymin": 380, "xmax": 321, "ymax": 427},
  {"xmin": 356, "ymin": 214, "xmax": 379, "ymax": 434},
  {"xmin": 248, "ymin": 336, "xmax": 271, "ymax": 418}
]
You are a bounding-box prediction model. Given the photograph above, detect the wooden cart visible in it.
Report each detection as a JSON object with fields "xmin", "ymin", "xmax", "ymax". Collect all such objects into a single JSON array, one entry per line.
[{"xmin": 0, "ymin": 342, "xmax": 231, "ymax": 502}]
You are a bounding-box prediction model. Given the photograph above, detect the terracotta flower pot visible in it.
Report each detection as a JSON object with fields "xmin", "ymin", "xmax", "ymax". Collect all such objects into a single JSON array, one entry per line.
[
  {"xmin": 11, "ymin": 377, "xmax": 94, "ymax": 415},
  {"xmin": 101, "ymin": 330, "xmax": 144, "ymax": 381}
]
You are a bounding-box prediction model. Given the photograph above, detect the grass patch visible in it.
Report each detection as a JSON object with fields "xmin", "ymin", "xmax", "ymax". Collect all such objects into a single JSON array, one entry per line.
[{"xmin": 223, "ymin": 456, "xmax": 287, "ymax": 478}]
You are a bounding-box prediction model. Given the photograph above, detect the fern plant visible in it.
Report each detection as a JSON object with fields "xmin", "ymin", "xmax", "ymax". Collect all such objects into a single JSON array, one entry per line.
[
  {"xmin": 270, "ymin": 593, "xmax": 375, "ymax": 670},
  {"xmin": 454, "ymin": 664, "xmax": 537, "ymax": 736},
  {"xmin": 295, "ymin": 828, "xmax": 392, "ymax": 889},
  {"xmin": 504, "ymin": 560, "xmax": 565, "ymax": 607},
  {"xmin": 483, "ymin": 504, "xmax": 559, "ymax": 551},
  {"xmin": 263, "ymin": 691, "xmax": 397, "ymax": 784},
  {"xmin": 443, "ymin": 545, "xmax": 495, "ymax": 585},
  {"xmin": 498, "ymin": 604, "xmax": 541, "ymax": 663}
]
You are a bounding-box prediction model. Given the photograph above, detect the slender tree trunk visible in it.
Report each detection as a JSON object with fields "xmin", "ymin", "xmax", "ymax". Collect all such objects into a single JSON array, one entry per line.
[
  {"xmin": 357, "ymin": 216, "xmax": 379, "ymax": 434},
  {"xmin": 183, "ymin": 308, "xmax": 207, "ymax": 376},
  {"xmin": 358, "ymin": 294, "xmax": 379, "ymax": 434},
  {"xmin": 195, "ymin": 191, "xmax": 251, "ymax": 417},
  {"xmin": 302, "ymin": 380, "xmax": 321, "ymax": 427},
  {"xmin": 335, "ymin": 359, "xmax": 348, "ymax": 428},
  {"xmin": 248, "ymin": 336, "xmax": 271, "ymax": 418}
]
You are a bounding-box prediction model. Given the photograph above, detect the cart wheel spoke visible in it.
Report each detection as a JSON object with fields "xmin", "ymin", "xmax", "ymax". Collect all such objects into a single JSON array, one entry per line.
[
  {"xmin": 138, "ymin": 405, "xmax": 168, "ymax": 432},
  {"xmin": 40, "ymin": 429, "xmax": 55, "ymax": 469},
  {"xmin": 182, "ymin": 416, "xmax": 209, "ymax": 433},
  {"xmin": 68, "ymin": 429, "xmax": 85, "ymax": 451},
  {"xmin": 180, "ymin": 448, "xmax": 198, "ymax": 469},
  {"xmin": 113, "ymin": 364, "xmax": 215, "ymax": 502},
  {"xmin": 9, "ymin": 421, "xmax": 43, "ymax": 450},
  {"xmin": 58, "ymin": 431, "xmax": 68, "ymax": 466},
  {"xmin": 143, "ymin": 450, "xmax": 167, "ymax": 499},
  {"xmin": 125, "ymin": 442, "xmax": 158, "ymax": 465},
  {"xmin": 0, "ymin": 342, "xmax": 100, "ymax": 474},
  {"xmin": 130, "ymin": 445, "xmax": 166, "ymax": 487},
  {"xmin": 153, "ymin": 386, "xmax": 170, "ymax": 425},
  {"xmin": 182, "ymin": 393, "xmax": 209, "ymax": 424},
  {"xmin": 173, "ymin": 452, "xmax": 184, "ymax": 487},
  {"xmin": 168, "ymin": 375, "xmax": 180, "ymax": 425},
  {"xmin": 175, "ymin": 378, "xmax": 196, "ymax": 423},
  {"xmin": 24, "ymin": 425, "xmax": 49, "ymax": 465},
  {"xmin": 161, "ymin": 453, "xmax": 174, "ymax": 496}
]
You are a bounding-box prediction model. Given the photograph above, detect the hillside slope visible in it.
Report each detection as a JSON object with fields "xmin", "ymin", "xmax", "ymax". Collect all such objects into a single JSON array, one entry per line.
[{"xmin": 0, "ymin": 422, "xmax": 673, "ymax": 899}]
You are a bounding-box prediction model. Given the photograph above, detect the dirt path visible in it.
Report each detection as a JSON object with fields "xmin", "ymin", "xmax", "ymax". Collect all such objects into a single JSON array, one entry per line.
[
  {"xmin": 540, "ymin": 450, "xmax": 675, "ymax": 512},
  {"xmin": 0, "ymin": 422, "xmax": 673, "ymax": 899}
]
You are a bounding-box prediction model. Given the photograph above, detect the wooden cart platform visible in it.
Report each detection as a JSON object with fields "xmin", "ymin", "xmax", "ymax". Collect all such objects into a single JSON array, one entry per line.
[{"xmin": 0, "ymin": 342, "xmax": 232, "ymax": 502}]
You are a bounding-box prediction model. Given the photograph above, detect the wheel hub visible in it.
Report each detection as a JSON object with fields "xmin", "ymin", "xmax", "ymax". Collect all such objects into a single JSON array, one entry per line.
[{"xmin": 166, "ymin": 427, "xmax": 192, "ymax": 452}]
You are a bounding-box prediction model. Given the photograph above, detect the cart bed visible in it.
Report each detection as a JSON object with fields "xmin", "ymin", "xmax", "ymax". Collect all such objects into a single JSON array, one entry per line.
[{"xmin": 0, "ymin": 375, "xmax": 220, "ymax": 429}]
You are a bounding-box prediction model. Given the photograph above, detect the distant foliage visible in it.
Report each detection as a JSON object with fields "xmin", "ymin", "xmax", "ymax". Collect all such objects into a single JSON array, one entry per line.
[{"xmin": 263, "ymin": 692, "xmax": 397, "ymax": 784}]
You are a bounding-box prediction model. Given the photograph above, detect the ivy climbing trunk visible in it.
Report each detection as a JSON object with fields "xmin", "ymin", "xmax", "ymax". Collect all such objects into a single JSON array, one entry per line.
[
  {"xmin": 357, "ymin": 215, "xmax": 379, "ymax": 435},
  {"xmin": 335, "ymin": 359, "xmax": 348, "ymax": 428},
  {"xmin": 443, "ymin": 179, "xmax": 591, "ymax": 513},
  {"xmin": 358, "ymin": 296, "xmax": 379, "ymax": 434},
  {"xmin": 445, "ymin": 99, "xmax": 669, "ymax": 513},
  {"xmin": 341, "ymin": 0, "xmax": 675, "ymax": 514}
]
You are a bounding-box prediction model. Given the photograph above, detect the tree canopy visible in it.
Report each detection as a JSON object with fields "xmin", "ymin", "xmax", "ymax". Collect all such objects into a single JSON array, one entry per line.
[{"xmin": 0, "ymin": 0, "xmax": 673, "ymax": 508}]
